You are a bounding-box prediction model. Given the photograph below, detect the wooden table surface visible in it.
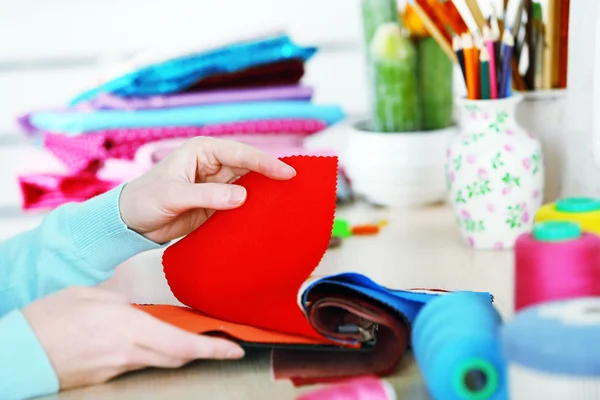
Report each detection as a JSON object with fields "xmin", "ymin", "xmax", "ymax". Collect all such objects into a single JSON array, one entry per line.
[{"xmin": 41, "ymin": 201, "xmax": 514, "ymax": 400}]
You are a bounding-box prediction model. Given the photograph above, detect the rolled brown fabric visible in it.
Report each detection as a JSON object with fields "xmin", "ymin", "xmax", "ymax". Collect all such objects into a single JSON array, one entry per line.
[{"xmin": 272, "ymin": 293, "xmax": 410, "ymax": 386}]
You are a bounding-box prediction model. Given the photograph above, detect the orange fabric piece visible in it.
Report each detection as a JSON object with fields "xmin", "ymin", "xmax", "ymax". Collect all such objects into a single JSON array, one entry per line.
[
  {"xmin": 134, "ymin": 304, "xmax": 330, "ymax": 345},
  {"xmin": 161, "ymin": 156, "xmax": 338, "ymax": 341}
]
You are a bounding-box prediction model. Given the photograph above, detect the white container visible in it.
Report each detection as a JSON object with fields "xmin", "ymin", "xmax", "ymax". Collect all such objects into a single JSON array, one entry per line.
[
  {"xmin": 342, "ymin": 121, "xmax": 457, "ymax": 207},
  {"xmin": 446, "ymin": 95, "xmax": 544, "ymax": 250},
  {"xmin": 515, "ymin": 90, "xmax": 567, "ymax": 202},
  {"xmin": 502, "ymin": 298, "xmax": 600, "ymax": 400}
]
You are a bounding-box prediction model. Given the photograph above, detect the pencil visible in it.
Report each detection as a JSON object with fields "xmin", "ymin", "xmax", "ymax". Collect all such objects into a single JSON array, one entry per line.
[
  {"xmin": 483, "ymin": 25, "xmax": 498, "ymax": 99},
  {"xmin": 465, "ymin": 0, "xmax": 487, "ymax": 32},
  {"xmin": 533, "ymin": 2, "xmax": 544, "ymax": 89},
  {"xmin": 551, "ymin": 0, "xmax": 562, "ymax": 87},
  {"xmin": 558, "ymin": 0, "xmax": 570, "ymax": 87},
  {"xmin": 543, "ymin": 0, "xmax": 556, "ymax": 89},
  {"xmin": 415, "ymin": 0, "xmax": 453, "ymax": 43},
  {"xmin": 499, "ymin": 29, "xmax": 515, "ymax": 98},
  {"xmin": 427, "ymin": 0, "xmax": 469, "ymax": 35},
  {"xmin": 453, "ymin": 35, "xmax": 467, "ymax": 84},
  {"xmin": 480, "ymin": 47, "xmax": 491, "ymax": 99},
  {"xmin": 524, "ymin": 0, "xmax": 535, "ymax": 89},
  {"xmin": 462, "ymin": 33, "xmax": 480, "ymax": 99},
  {"xmin": 507, "ymin": 0, "xmax": 526, "ymax": 45},
  {"xmin": 408, "ymin": 0, "xmax": 457, "ymax": 62},
  {"xmin": 493, "ymin": 29, "xmax": 502, "ymax": 93},
  {"xmin": 511, "ymin": 56, "xmax": 527, "ymax": 91}
]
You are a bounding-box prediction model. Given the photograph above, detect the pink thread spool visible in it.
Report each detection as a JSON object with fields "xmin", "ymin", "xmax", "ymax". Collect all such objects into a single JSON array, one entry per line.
[
  {"xmin": 296, "ymin": 376, "xmax": 395, "ymax": 400},
  {"xmin": 514, "ymin": 221, "xmax": 600, "ymax": 311}
]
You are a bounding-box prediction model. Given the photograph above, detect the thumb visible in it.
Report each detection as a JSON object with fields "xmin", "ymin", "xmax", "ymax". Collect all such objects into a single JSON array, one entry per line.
[{"xmin": 167, "ymin": 182, "xmax": 247, "ymax": 212}]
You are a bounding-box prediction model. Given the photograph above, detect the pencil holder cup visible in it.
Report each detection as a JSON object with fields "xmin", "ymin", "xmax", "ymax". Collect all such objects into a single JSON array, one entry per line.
[
  {"xmin": 342, "ymin": 121, "xmax": 457, "ymax": 207},
  {"xmin": 446, "ymin": 94, "xmax": 545, "ymax": 250}
]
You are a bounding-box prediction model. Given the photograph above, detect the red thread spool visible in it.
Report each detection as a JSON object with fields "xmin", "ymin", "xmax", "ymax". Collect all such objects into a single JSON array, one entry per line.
[
  {"xmin": 514, "ymin": 221, "xmax": 600, "ymax": 311},
  {"xmin": 296, "ymin": 376, "xmax": 395, "ymax": 400}
]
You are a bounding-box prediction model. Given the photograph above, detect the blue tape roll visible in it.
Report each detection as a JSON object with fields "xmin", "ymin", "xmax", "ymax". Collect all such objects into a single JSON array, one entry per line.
[{"xmin": 412, "ymin": 292, "xmax": 507, "ymax": 400}]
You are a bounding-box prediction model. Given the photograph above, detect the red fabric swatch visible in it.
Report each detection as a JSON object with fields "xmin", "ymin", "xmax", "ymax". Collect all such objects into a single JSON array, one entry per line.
[{"xmin": 162, "ymin": 155, "xmax": 338, "ymax": 340}]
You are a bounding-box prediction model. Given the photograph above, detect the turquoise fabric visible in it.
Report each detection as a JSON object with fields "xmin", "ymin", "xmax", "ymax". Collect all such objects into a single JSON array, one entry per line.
[
  {"xmin": 29, "ymin": 101, "xmax": 346, "ymax": 135},
  {"xmin": 0, "ymin": 185, "xmax": 164, "ymax": 399},
  {"xmin": 70, "ymin": 34, "xmax": 316, "ymax": 105}
]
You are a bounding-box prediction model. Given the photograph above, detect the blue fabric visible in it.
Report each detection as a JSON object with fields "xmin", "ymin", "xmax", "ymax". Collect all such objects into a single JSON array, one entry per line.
[
  {"xmin": 29, "ymin": 101, "xmax": 345, "ymax": 135},
  {"xmin": 70, "ymin": 35, "xmax": 316, "ymax": 105},
  {"xmin": 301, "ymin": 272, "xmax": 493, "ymax": 328},
  {"xmin": 0, "ymin": 185, "xmax": 164, "ymax": 399}
]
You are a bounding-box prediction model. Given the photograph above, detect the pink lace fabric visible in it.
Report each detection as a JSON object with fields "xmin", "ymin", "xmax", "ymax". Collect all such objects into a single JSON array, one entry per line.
[
  {"xmin": 97, "ymin": 136, "xmax": 336, "ymax": 182},
  {"xmin": 43, "ymin": 119, "xmax": 327, "ymax": 173}
]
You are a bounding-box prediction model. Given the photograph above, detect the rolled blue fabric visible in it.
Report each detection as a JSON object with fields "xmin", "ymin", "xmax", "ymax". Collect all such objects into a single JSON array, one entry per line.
[
  {"xmin": 412, "ymin": 292, "xmax": 507, "ymax": 400},
  {"xmin": 70, "ymin": 34, "xmax": 316, "ymax": 105},
  {"xmin": 300, "ymin": 273, "xmax": 493, "ymax": 330},
  {"xmin": 28, "ymin": 101, "xmax": 346, "ymax": 135}
]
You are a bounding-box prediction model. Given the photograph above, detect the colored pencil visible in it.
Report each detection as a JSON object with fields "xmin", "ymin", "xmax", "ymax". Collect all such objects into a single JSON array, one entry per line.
[
  {"xmin": 480, "ymin": 47, "xmax": 491, "ymax": 99},
  {"xmin": 408, "ymin": 0, "xmax": 458, "ymax": 62},
  {"xmin": 465, "ymin": 0, "xmax": 487, "ymax": 32},
  {"xmin": 506, "ymin": 0, "xmax": 525, "ymax": 44},
  {"xmin": 483, "ymin": 25, "xmax": 498, "ymax": 99},
  {"xmin": 415, "ymin": 0, "xmax": 453, "ymax": 43},
  {"xmin": 453, "ymin": 35, "xmax": 467, "ymax": 85},
  {"xmin": 427, "ymin": 0, "xmax": 469, "ymax": 35},
  {"xmin": 558, "ymin": 0, "xmax": 570, "ymax": 88},
  {"xmin": 511, "ymin": 56, "xmax": 527, "ymax": 91},
  {"xmin": 524, "ymin": 0, "xmax": 535, "ymax": 89},
  {"xmin": 493, "ymin": 29, "xmax": 502, "ymax": 93},
  {"xmin": 462, "ymin": 33, "xmax": 480, "ymax": 99},
  {"xmin": 551, "ymin": 0, "xmax": 562, "ymax": 87},
  {"xmin": 499, "ymin": 29, "xmax": 515, "ymax": 98},
  {"xmin": 542, "ymin": 0, "xmax": 556, "ymax": 89},
  {"xmin": 533, "ymin": 1, "xmax": 544, "ymax": 89}
]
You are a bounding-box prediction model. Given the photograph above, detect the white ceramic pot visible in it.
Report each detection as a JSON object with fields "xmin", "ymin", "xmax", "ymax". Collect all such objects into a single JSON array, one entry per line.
[
  {"xmin": 342, "ymin": 121, "xmax": 457, "ymax": 207},
  {"xmin": 515, "ymin": 90, "xmax": 566, "ymax": 202},
  {"xmin": 446, "ymin": 94, "xmax": 544, "ymax": 250}
]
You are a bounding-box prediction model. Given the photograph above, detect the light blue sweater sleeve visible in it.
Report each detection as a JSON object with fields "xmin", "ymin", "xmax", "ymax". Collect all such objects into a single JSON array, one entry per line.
[{"xmin": 0, "ymin": 185, "xmax": 164, "ymax": 399}]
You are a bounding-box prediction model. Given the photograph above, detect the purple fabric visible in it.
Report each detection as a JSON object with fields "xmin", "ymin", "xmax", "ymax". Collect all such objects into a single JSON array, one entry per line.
[{"xmin": 83, "ymin": 85, "xmax": 314, "ymax": 110}]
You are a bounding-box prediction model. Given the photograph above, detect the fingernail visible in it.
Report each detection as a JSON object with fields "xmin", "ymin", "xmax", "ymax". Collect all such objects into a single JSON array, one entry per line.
[
  {"xmin": 281, "ymin": 165, "xmax": 296, "ymax": 177},
  {"xmin": 226, "ymin": 347, "xmax": 245, "ymax": 359},
  {"xmin": 227, "ymin": 186, "xmax": 246, "ymax": 206}
]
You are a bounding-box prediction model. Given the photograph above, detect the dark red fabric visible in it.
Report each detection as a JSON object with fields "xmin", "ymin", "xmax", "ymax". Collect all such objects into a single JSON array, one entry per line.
[
  {"xmin": 185, "ymin": 59, "xmax": 305, "ymax": 91},
  {"xmin": 162, "ymin": 155, "xmax": 338, "ymax": 340},
  {"xmin": 271, "ymin": 293, "xmax": 409, "ymax": 386}
]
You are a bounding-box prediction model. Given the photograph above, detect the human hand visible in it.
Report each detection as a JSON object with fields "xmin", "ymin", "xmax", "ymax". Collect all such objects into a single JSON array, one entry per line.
[
  {"xmin": 22, "ymin": 287, "xmax": 245, "ymax": 390},
  {"xmin": 119, "ymin": 137, "xmax": 296, "ymax": 244}
]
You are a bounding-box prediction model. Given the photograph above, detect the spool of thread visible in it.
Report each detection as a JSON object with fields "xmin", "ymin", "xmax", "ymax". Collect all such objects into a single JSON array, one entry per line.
[
  {"xmin": 514, "ymin": 221, "xmax": 600, "ymax": 311},
  {"xmin": 296, "ymin": 376, "xmax": 395, "ymax": 400},
  {"xmin": 502, "ymin": 297, "xmax": 600, "ymax": 400},
  {"xmin": 412, "ymin": 292, "xmax": 506, "ymax": 400},
  {"xmin": 535, "ymin": 197, "xmax": 600, "ymax": 237}
]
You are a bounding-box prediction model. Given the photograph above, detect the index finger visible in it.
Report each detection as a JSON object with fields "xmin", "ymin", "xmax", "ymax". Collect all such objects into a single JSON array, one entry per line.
[
  {"xmin": 130, "ymin": 307, "xmax": 244, "ymax": 360},
  {"xmin": 199, "ymin": 138, "xmax": 296, "ymax": 180}
]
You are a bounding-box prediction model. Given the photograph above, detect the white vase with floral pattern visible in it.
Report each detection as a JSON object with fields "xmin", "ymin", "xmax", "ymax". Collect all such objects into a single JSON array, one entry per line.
[{"xmin": 446, "ymin": 95, "xmax": 544, "ymax": 250}]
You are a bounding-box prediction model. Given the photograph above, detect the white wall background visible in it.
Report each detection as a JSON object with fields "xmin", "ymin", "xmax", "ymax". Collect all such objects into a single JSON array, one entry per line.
[{"xmin": 1, "ymin": 0, "xmax": 592, "ymax": 232}]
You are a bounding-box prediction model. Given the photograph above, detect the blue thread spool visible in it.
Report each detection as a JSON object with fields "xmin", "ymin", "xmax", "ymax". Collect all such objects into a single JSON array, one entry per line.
[
  {"xmin": 502, "ymin": 297, "xmax": 600, "ymax": 400},
  {"xmin": 412, "ymin": 292, "xmax": 507, "ymax": 400}
]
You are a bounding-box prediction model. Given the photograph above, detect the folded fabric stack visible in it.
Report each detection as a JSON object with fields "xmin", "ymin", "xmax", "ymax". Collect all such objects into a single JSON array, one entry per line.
[{"xmin": 16, "ymin": 33, "xmax": 347, "ymax": 211}]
